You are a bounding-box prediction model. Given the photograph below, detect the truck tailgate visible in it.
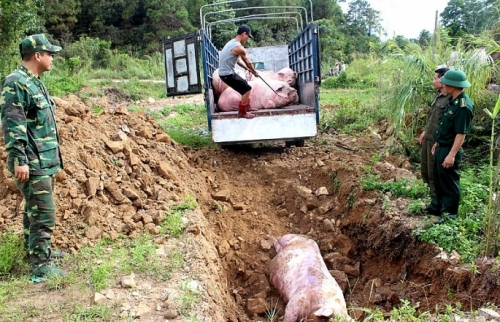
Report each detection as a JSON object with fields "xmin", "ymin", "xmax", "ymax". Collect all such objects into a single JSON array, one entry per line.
[{"xmin": 211, "ymin": 105, "xmax": 317, "ymax": 144}]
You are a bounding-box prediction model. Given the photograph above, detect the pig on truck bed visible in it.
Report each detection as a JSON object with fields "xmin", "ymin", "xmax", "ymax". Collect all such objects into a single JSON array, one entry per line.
[{"xmin": 162, "ymin": 8, "xmax": 321, "ymax": 147}]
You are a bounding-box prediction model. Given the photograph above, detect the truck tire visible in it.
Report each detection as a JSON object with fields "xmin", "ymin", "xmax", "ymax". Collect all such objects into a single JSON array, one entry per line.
[{"xmin": 285, "ymin": 139, "xmax": 305, "ymax": 148}]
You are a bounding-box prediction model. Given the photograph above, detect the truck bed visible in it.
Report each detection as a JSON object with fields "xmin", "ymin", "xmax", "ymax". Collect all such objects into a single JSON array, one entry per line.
[
  {"xmin": 211, "ymin": 104, "xmax": 315, "ymax": 119},
  {"xmin": 210, "ymin": 104, "xmax": 317, "ymax": 144}
]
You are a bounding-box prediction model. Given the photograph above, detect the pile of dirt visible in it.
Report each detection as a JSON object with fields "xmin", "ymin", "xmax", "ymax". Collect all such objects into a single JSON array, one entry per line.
[
  {"xmin": 2, "ymin": 92, "xmax": 500, "ymax": 321},
  {"xmin": 0, "ymin": 93, "xmax": 241, "ymax": 320}
]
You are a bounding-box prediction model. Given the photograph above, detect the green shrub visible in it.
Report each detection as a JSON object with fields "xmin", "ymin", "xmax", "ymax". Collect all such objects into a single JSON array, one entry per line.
[
  {"xmin": 43, "ymin": 75, "xmax": 83, "ymax": 96},
  {"xmin": 413, "ymin": 214, "xmax": 483, "ymax": 263},
  {"xmin": 361, "ymin": 174, "xmax": 427, "ymax": 199},
  {"xmin": 61, "ymin": 37, "xmax": 112, "ymax": 69}
]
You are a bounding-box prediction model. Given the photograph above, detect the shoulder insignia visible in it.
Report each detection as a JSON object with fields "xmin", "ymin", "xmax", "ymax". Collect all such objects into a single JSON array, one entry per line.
[{"xmin": 460, "ymin": 98, "xmax": 466, "ymax": 107}]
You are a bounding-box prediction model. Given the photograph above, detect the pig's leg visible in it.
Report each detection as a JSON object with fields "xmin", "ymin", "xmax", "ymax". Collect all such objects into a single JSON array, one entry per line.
[
  {"xmin": 263, "ymin": 99, "xmax": 277, "ymax": 109},
  {"xmin": 283, "ymin": 296, "xmax": 308, "ymax": 322}
]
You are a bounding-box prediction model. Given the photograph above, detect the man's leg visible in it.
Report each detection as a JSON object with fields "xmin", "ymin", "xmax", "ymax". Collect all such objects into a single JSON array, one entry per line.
[
  {"xmin": 421, "ymin": 140, "xmax": 430, "ymax": 190},
  {"xmin": 17, "ymin": 185, "xmax": 31, "ymax": 253},
  {"xmin": 422, "ymin": 138, "xmax": 436, "ymax": 197},
  {"xmin": 17, "ymin": 175, "xmax": 65, "ymax": 277},
  {"xmin": 437, "ymin": 148, "xmax": 462, "ymax": 216},
  {"xmin": 428, "ymin": 147, "xmax": 443, "ymax": 215},
  {"xmin": 238, "ymin": 90, "xmax": 254, "ymax": 119}
]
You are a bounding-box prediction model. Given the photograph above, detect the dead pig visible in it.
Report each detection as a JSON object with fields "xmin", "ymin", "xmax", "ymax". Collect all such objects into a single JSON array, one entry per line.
[
  {"xmin": 217, "ymin": 79, "xmax": 298, "ymax": 112},
  {"xmin": 267, "ymin": 234, "xmax": 352, "ymax": 322},
  {"xmin": 211, "ymin": 68, "xmax": 248, "ymax": 96},
  {"xmin": 247, "ymin": 67, "xmax": 298, "ymax": 86}
]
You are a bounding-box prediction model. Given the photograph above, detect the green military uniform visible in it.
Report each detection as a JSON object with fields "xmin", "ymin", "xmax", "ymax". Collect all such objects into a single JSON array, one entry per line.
[
  {"xmin": 428, "ymin": 87, "xmax": 474, "ymax": 217},
  {"xmin": 0, "ymin": 34, "xmax": 64, "ymax": 278},
  {"xmin": 421, "ymin": 91, "xmax": 449, "ymax": 197}
]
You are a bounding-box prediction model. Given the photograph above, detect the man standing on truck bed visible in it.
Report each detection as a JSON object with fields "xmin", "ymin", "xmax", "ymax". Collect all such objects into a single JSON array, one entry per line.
[{"xmin": 218, "ymin": 24, "xmax": 259, "ymax": 119}]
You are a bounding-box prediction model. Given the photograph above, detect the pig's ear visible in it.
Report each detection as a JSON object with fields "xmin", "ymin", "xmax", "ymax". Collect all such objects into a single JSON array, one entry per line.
[
  {"xmin": 278, "ymin": 72, "xmax": 285, "ymax": 78},
  {"xmin": 294, "ymin": 72, "xmax": 297, "ymax": 78},
  {"xmin": 313, "ymin": 306, "xmax": 334, "ymax": 317}
]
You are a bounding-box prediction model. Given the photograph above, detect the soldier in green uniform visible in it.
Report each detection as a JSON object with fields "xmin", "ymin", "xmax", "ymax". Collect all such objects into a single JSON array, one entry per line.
[
  {"xmin": 424, "ymin": 69, "xmax": 474, "ymax": 222},
  {"xmin": 0, "ymin": 34, "xmax": 66, "ymax": 279},
  {"xmin": 419, "ymin": 66, "xmax": 449, "ymax": 198}
]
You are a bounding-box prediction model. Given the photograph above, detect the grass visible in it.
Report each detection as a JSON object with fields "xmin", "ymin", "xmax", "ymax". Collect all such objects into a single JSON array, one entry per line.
[
  {"xmin": 319, "ymin": 88, "xmax": 391, "ymax": 134},
  {"xmin": 0, "ymin": 194, "xmax": 203, "ymax": 320},
  {"xmin": 180, "ymin": 279, "xmax": 202, "ymax": 314},
  {"xmin": 155, "ymin": 103, "xmax": 215, "ymax": 148},
  {"xmin": 0, "ymin": 230, "xmax": 27, "ymax": 275},
  {"xmin": 361, "ymin": 172, "xmax": 428, "ymax": 199},
  {"xmin": 162, "ymin": 194, "xmax": 199, "ymax": 237},
  {"xmin": 265, "ymin": 300, "xmax": 280, "ymax": 322}
]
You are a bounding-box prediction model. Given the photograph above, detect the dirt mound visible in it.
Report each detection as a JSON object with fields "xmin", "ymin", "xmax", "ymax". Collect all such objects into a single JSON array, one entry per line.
[
  {"xmin": 0, "ymin": 94, "xmax": 209, "ymax": 249},
  {"xmin": 2, "ymin": 92, "xmax": 500, "ymax": 321}
]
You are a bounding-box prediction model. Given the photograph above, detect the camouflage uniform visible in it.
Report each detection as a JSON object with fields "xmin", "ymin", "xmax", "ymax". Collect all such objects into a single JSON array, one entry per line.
[
  {"xmin": 429, "ymin": 92, "xmax": 474, "ymax": 216},
  {"xmin": 0, "ymin": 34, "xmax": 63, "ymax": 276},
  {"xmin": 421, "ymin": 92, "xmax": 449, "ymax": 197}
]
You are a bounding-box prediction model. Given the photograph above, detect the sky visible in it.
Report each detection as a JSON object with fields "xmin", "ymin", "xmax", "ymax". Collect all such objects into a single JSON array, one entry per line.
[{"xmin": 341, "ymin": 0, "xmax": 450, "ymax": 39}]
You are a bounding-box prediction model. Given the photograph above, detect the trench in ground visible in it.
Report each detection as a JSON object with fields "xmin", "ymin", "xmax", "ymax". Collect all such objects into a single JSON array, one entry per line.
[{"xmin": 195, "ymin": 143, "xmax": 500, "ymax": 321}]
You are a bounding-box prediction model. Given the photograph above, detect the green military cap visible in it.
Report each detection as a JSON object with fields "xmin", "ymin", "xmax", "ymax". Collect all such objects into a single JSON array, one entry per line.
[
  {"xmin": 19, "ymin": 34, "xmax": 62, "ymax": 55},
  {"xmin": 440, "ymin": 69, "xmax": 471, "ymax": 88}
]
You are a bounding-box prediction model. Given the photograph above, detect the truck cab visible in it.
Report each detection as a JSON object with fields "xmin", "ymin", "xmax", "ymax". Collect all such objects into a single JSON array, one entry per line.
[{"xmin": 163, "ymin": 2, "xmax": 321, "ymax": 146}]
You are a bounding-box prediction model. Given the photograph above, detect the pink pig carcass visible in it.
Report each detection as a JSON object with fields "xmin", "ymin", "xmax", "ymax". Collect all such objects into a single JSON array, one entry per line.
[
  {"xmin": 268, "ymin": 234, "xmax": 352, "ymax": 322},
  {"xmin": 247, "ymin": 67, "xmax": 298, "ymax": 86},
  {"xmin": 217, "ymin": 79, "xmax": 299, "ymax": 112}
]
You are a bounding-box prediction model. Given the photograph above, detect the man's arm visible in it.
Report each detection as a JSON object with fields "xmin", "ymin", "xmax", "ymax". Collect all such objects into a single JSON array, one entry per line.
[
  {"xmin": 231, "ymin": 46, "xmax": 258, "ymax": 76},
  {"xmin": 1, "ymin": 82, "xmax": 30, "ymax": 181},
  {"xmin": 442, "ymin": 133, "xmax": 466, "ymax": 169}
]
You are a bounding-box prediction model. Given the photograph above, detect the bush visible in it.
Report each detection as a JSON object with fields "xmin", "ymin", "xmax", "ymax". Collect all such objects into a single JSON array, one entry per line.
[
  {"xmin": 60, "ymin": 37, "xmax": 112, "ymax": 70},
  {"xmin": 0, "ymin": 231, "xmax": 25, "ymax": 275},
  {"xmin": 43, "ymin": 75, "xmax": 84, "ymax": 96}
]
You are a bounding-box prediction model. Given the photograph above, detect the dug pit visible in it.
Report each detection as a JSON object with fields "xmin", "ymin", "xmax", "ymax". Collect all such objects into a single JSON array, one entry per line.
[{"xmin": 0, "ymin": 93, "xmax": 499, "ymax": 321}]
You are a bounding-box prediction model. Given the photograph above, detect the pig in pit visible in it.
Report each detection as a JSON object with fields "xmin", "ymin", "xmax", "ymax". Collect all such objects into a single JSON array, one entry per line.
[
  {"xmin": 268, "ymin": 234, "xmax": 352, "ymax": 322},
  {"xmin": 217, "ymin": 79, "xmax": 299, "ymax": 112}
]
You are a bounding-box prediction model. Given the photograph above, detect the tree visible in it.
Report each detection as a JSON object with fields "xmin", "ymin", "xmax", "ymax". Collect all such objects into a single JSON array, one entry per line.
[
  {"xmin": 342, "ymin": 0, "xmax": 382, "ymax": 54},
  {"xmin": 142, "ymin": 0, "xmax": 196, "ymax": 51},
  {"xmin": 417, "ymin": 30, "xmax": 432, "ymax": 47},
  {"xmin": 41, "ymin": 0, "xmax": 81, "ymax": 44},
  {"xmin": 440, "ymin": 0, "xmax": 500, "ymax": 38},
  {"xmin": 0, "ymin": 0, "xmax": 42, "ymax": 78}
]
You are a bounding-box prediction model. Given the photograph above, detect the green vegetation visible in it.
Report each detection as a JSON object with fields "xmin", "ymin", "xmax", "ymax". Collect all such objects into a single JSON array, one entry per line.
[
  {"xmin": 0, "ymin": 231, "xmax": 27, "ymax": 276},
  {"xmin": 180, "ymin": 279, "xmax": 202, "ymax": 314},
  {"xmin": 483, "ymin": 94, "xmax": 500, "ymax": 257},
  {"xmin": 0, "ymin": 195, "xmax": 201, "ymax": 320},
  {"xmin": 362, "ymin": 174, "xmax": 427, "ymax": 199},
  {"xmin": 162, "ymin": 194, "xmax": 199, "ymax": 237},
  {"xmin": 155, "ymin": 104, "xmax": 216, "ymax": 148}
]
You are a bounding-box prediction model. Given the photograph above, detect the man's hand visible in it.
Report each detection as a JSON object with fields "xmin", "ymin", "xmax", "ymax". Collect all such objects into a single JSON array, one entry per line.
[
  {"xmin": 14, "ymin": 165, "xmax": 30, "ymax": 182},
  {"xmin": 251, "ymin": 69, "xmax": 259, "ymax": 77},
  {"xmin": 431, "ymin": 143, "xmax": 437, "ymax": 155},
  {"xmin": 443, "ymin": 155, "xmax": 455, "ymax": 169},
  {"xmin": 418, "ymin": 131, "xmax": 425, "ymax": 145}
]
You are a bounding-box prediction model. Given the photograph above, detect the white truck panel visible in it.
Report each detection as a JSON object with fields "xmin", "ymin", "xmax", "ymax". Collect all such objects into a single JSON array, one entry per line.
[{"xmin": 211, "ymin": 113, "xmax": 317, "ymax": 143}]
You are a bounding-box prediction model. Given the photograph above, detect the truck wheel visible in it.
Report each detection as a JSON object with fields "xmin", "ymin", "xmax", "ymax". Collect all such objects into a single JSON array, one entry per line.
[{"xmin": 285, "ymin": 140, "xmax": 305, "ymax": 148}]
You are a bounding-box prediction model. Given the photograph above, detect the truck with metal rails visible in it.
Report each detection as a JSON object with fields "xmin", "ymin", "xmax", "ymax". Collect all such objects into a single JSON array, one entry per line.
[{"xmin": 162, "ymin": 0, "xmax": 321, "ymax": 146}]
